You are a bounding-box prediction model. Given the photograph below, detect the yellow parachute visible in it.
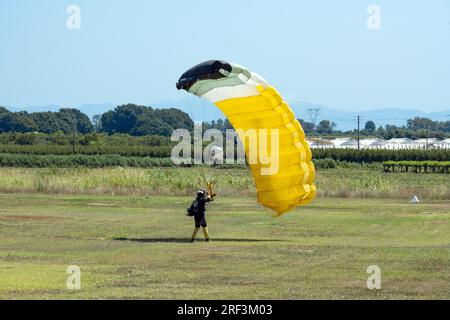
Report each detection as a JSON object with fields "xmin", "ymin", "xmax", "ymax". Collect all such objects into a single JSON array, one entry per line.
[{"xmin": 177, "ymin": 60, "xmax": 316, "ymax": 215}]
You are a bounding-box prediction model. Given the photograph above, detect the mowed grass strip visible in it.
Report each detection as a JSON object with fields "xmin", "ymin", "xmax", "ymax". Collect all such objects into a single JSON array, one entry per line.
[{"xmin": 0, "ymin": 194, "xmax": 449, "ymax": 299}]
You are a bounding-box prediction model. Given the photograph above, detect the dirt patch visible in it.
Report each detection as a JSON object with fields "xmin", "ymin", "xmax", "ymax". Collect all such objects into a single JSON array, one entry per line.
[
  {"xmin": 87, "ymin": 203, "xmax": 116, "ymax": 207},
  {"xmin": 0, "ymin": 215, "xmax": 57, "ymax": 221}
]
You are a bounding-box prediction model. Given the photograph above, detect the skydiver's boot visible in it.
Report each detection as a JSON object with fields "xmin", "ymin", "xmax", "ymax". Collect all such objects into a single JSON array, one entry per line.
[
  {"xmin": 202, "ymin": 227, "xmax": 210, "ymax": 242},
  {"xmin": 191, "ymin": 227, "xmax": 200, "ymax": 243}
]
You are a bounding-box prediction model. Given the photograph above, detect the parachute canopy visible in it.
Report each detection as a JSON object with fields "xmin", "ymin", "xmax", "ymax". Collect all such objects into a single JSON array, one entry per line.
[{"xmin": 177, "ymin": 60, "xmax": 316, "ymax": 215}]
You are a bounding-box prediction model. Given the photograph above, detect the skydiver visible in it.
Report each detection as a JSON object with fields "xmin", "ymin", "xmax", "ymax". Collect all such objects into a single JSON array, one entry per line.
[{"xmin": 187, "ymin": 190, "xmax": 213, "ymax": 242}]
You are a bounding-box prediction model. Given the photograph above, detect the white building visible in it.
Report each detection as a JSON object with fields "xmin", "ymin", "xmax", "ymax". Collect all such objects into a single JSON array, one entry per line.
[
  {"xmin": 432, "ymin": 139, "xmax": 450, "ymax": 149},
  {"xmin": 360, "ymin": 138, "xmax": 384, "ymax": 149},
  {"xmin": 308, "ymin": 137, "xmax": 450, "ymax": 149},
  {"xmin": 306, "ymin": 138, "xmax": 334, "ymax": 148},
  {"xmin": 330, "ymin": 138, "xmax": 352, "ymax": 148},
  {"xmin": 385, "ymin": 138, "xmax": 420, "ymax": 150}
]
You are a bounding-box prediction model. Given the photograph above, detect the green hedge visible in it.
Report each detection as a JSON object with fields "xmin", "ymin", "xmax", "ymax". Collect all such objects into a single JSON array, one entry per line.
[
  {"xmin": 0, "ymin": 154, "xmax": 174, "ymax": 168},
  {"xmin": 383, "ymin": 161, "xmax": 450, "ymax": 173},
  {"xmin": 313, "ymin": 148, "xmax": 450, "ymax": 162},
  {"xmin": 1, "ymin": 145, "xmax": 449, "ymax": 167},
  {"xmin": 0, "ymin": 145, "xmax": 172, "ymax": 157}
]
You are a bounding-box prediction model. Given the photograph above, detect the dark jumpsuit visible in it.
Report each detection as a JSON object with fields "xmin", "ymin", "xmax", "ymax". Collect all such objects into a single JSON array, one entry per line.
[{"xmin": 194, "ymin": 196, "xmax": 211, "ymax": 228}]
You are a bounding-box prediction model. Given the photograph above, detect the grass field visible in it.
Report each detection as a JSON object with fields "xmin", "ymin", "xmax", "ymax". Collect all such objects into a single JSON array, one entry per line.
[
  {"xmin": 0, "ymin": 167, "xmax": 449, "ymax": 200},
  {"xmin": 0, "ymin": 193, "xmax": 449, "ymax": 299}
]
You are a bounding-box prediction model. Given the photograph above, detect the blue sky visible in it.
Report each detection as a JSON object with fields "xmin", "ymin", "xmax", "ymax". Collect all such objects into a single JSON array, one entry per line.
[{"xmin": 0, "ymin": 0, "xmax": 449, "ymax": 112}]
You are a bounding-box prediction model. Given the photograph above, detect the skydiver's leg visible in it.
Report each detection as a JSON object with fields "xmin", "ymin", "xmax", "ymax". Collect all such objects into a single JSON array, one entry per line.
[
  {"xmin": 191, "ymin": 219, "xmax": 201, "ymax": 243},
  {"xmin": 201, "ymin": 218, "xmax": 209, "ymax": 242},
  {"xmin": 202, "ymin": 227, "xmax": 209, "ymax": 242},
  {"xmin": 191, "ymin": 227, "xmax": 200, "ymax": 242}
]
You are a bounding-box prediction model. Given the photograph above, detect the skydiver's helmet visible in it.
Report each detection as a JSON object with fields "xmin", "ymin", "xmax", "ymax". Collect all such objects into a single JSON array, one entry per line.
[{"xmin": 197, "ymin": 190, "xmax": 206, "ymax": 199}]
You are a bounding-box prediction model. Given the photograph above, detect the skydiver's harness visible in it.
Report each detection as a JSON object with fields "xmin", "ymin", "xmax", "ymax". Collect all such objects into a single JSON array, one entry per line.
[
  {"xmin": 186, "ymin": 182, "xmax": 216, "ymax": 217},
  {"xmin": 186, "ymin": 200, "xmax": 198, "ymax": 217}
]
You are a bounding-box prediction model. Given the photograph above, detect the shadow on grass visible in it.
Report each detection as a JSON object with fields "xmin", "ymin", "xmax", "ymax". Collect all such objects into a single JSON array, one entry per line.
[{"xmin": 113, "ymin": 237, "xmax": 286, "ymax": 243}]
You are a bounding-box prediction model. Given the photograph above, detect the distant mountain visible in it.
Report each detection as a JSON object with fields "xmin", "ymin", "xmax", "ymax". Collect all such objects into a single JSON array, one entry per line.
[
  {"xmin": 71, "ymin": 103, "xmax": 116, "ymax": 118},
  {"xmin": 153, "ymin": 96, "xmax": 225, "ymax": 123},
  {"xmin": 4, "ymin": 99, "xmax": 449, "ymax": 131},
  {"xmin": 292, "ymin": 102, "xmax": 450, "ymax": 131},
  {"xmin": 4, "ymin": 105, "xmax": 60, "ymax": 113},
  {"xmin": 154, "ymin": 99, "xmax": 450, "ymax": 131},
  {"xmin": 4, "ymin": 103, "xmax": 115, "ymax": 119}
]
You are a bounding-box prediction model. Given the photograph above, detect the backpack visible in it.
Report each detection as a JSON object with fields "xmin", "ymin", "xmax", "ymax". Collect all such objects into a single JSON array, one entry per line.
[{"xmin": 186, "ymin": 200, "xmax": 198, "ymax": 217}]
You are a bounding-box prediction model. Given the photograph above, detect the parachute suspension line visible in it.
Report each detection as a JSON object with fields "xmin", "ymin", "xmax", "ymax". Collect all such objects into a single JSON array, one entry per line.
[
  {"xmin": 184, "ymin": 91, "xmax": 193, "ymax": 122},
  {"xmin": 201, "ymin": 97, "xmax": 207, "ymax": 131},
  {"xmin": 201, "ymin": 98, "xmax": 218, "ymax": 182},
  {"xmin": 183, "ymin": 91, "xmax": 196, "ymax": 151}
]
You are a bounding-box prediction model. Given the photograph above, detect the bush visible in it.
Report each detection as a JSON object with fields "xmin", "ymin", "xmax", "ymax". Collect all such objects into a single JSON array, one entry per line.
[
  {"xmin": 15, "ymin": 133, "xmax": 37, "ymax": 145},
  {"xmin": 313, "ymin": 158, "xmax": 337, "ymax": 169}
]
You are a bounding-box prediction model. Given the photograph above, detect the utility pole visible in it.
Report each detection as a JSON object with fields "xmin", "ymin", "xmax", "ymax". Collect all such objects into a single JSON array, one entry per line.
[
  {"xmin": 307, "ymin": 107, "xmax": 321, "ymax": 148},
  {"xmin": 72, "ymin": 116, "xmax": 76, "ymax": 154},
  {"xmin": 357, "ymin": 115, "xmax": 360, "ymax": 150}
]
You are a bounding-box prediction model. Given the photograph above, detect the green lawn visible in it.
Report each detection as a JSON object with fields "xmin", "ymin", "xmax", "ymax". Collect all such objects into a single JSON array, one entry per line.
[{"xmin": 0, "ymin": 194, "xmax": 449, "ymax": 299}]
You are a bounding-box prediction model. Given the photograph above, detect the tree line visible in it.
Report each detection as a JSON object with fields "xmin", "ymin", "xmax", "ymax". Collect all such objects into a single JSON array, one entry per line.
[
  {"xmin": 0, "ymin": 104, "xmax": 193, "ymax": 137},
  {"xmin": 299, "ymin": 117, "xmax": 450, "ymax": 139},
  {"xmin": 0, "ymin": 107, "xmax": 93, "ymax": 134},
  {"xmin": 1, "ymin": 104, "xmax": 449, "ymax": 139}
]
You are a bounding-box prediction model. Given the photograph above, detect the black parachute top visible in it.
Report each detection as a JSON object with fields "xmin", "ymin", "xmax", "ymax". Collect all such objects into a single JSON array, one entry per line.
[{"xmin": 176, "ymin": 60, "xmax": 232, "ymax": 91}]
